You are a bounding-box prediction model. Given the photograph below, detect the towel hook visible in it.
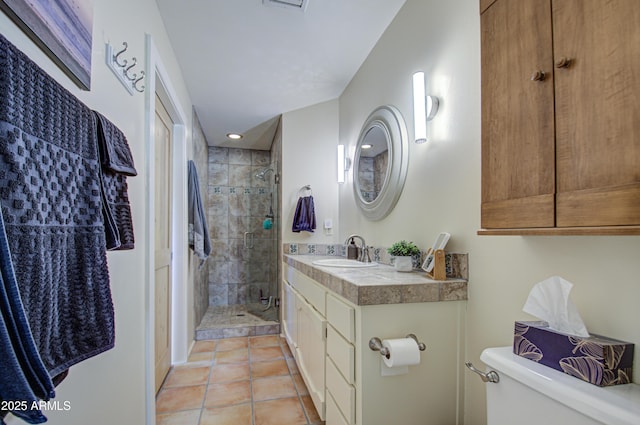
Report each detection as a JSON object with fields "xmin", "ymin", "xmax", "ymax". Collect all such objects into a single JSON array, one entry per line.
[
  {"xmin": 113, "ymin": 42, "xmax": 128, "ymax": 67},
  {"xmin": 133, "ymin": 71, "xmax": 145, "ymax": 93},
  {"xmin": 297, "ymin": 185, "xmax": 312, "ymax": 197},
  {"xmin": 106, "ymin": 41, "xmax": 145, "ymax": 95},
  {"xmin": 124, "ymin": 57, "xmax": 138, "ymax": 80}
]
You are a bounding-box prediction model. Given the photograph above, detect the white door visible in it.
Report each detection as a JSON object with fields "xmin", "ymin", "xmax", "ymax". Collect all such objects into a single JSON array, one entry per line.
[{"xmin": 154, "ymin": 95, "xmax": 173, "ymax": 393}]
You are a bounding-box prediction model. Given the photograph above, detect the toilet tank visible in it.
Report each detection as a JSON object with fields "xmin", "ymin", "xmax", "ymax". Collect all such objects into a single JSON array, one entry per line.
[{"xmin": 480, "ymin": 347, "xmax": 640, "ymax": 425}]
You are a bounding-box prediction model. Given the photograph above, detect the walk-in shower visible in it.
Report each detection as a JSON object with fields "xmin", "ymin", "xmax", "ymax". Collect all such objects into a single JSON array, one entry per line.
[{"xmin": 196, "ymin": 152, "xmax": 281, "ymax": 339}]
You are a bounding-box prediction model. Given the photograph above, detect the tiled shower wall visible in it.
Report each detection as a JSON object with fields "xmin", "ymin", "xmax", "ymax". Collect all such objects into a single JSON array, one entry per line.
[{"xmin": 207, "ymin": 147, "xmax": 279, "ymax": 306}]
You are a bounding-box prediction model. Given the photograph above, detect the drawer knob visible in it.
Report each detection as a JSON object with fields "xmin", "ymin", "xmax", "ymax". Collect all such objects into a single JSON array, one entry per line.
[
  {"xmin": 556, "ymin": 57, "xmax": 573, "ymax": 69},
  {"xmin": 530, "ymin": 70, "xmax": 546, "ymax": 81}
]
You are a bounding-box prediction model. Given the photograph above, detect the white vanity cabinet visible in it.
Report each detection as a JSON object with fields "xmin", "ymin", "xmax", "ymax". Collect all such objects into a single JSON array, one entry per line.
[
  {"xmin": 282, "ymin": 258, "xmax": 467, "ymax": 425},
  {"xmin": 283, "ymin": 265, "xmax": 327, "ymax": 420}
]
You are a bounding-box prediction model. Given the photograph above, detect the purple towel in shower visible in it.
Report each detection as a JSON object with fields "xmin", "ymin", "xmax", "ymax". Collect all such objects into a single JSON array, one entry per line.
[{"xmin": 292, "ymin": 195, "xmax": 316, "ymax": 233}]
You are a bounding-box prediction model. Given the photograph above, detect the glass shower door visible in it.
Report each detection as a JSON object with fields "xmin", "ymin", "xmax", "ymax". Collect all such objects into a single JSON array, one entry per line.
[{"xmin": 245, "ymin": 166, "xmax": 279, "ymax": 322}]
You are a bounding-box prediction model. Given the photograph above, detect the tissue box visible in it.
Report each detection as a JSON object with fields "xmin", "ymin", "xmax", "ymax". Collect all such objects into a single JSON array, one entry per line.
[{"xmin": 513, "ymin": 321, "xmax": 634, "ymax": 387}]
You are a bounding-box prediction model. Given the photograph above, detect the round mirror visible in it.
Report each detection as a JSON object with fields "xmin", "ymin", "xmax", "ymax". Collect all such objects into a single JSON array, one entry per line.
[{"xmin": 353, "ymin": 105, "xmax": 408, "ymax": 221}]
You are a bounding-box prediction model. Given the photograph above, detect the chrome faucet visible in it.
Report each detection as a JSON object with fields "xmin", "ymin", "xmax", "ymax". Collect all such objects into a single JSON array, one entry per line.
[{"xmin": 344, "ymin": 234, "xmax": 372, "ymax": 263}]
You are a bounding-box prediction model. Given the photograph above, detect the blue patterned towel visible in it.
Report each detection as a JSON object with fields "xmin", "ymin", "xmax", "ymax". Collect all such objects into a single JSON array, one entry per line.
[
  {"xmin": 93, "ymin": 111, "xmax": 136, "ymax": 250},
  {"xmin": 0, "ymin": 34, "xmax": 114, "ymax": 379},
  {"xmin": 0, "ymin": 207, "xmax": 53, "ymax": 424},
  {"xmin": 93, "ymin": 112, "xmax": 137, "ymax": 176}
]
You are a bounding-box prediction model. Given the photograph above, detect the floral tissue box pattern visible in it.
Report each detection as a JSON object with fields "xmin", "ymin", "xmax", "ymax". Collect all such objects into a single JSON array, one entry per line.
[{"xmin": 513, "ymin": 321, "xmax": 634, "ymax": 387}]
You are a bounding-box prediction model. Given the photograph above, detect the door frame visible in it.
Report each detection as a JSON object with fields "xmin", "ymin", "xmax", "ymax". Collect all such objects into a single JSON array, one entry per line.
[{"xmin": 144, "ymin": 34, "xmax": 189, "ymax": 424}]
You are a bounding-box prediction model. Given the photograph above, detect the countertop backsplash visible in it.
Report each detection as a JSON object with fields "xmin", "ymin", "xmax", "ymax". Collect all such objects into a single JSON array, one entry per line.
[{"xmin": 283, "ymin": 243, "xmax": 468, "ymax": 280}]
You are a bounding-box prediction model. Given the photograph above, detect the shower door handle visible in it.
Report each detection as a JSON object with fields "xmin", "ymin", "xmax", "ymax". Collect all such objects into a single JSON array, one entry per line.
[{"xmin": 244, "ymin": 232, "xmax": 254, "ymax": 249}]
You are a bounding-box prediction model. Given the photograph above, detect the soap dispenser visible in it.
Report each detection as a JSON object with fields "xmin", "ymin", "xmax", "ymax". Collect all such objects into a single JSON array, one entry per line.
[{"xmin": 347, "ymin": 238, "xmax": 359, "ymax": 260}]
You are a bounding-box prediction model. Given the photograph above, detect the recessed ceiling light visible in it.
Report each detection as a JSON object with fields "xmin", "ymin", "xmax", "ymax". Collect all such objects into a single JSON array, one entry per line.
[
  {"xmin": 361, "ymin": 144, "xmax": 372, "ymax": 149},
  {"xmin": 262, "ymin": 0, "xmax": 309, "ymax": 12},
  {"xmin": 226, "ymin": 133, "xmax": 243, "ymax": 140}
]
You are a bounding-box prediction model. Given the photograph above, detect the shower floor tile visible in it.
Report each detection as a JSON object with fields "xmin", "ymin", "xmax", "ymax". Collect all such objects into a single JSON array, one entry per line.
[{"xmin": 196, "ymin": 304, "xmax": 280, "ymax": 340}]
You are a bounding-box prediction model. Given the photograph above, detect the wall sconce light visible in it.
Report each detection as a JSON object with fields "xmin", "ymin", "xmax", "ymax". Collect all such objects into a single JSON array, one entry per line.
[
  {"xmin": 337, "ymin": 144, "xmax": 351, "ymax": 183},
  {"xmin": 412, "ymin": 71, "xmax": 439, "ymax": 144}
]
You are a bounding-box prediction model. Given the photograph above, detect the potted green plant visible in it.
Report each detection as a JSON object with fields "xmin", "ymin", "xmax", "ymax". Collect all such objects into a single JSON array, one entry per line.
[{"xmin": 387, "ymin": 240, "xmax": 421, "ymax": 272}]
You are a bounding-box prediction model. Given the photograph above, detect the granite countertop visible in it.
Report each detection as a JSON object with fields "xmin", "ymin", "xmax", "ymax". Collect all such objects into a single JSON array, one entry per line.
[{"xmin": 284, "ymin": 255, "xmax": 468, "ymax": 306}]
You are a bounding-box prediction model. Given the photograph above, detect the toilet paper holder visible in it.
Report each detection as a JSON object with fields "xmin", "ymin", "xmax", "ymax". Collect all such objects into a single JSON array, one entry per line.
[{"xmin": 369, "ymin": 334, "xmax": 426, "ymax": 359}]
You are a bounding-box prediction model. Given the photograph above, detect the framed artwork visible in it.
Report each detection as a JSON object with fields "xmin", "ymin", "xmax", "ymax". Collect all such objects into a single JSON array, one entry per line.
[{"xmin": 0, "ymin": 0, "xmax": 94, "ymax": 90}]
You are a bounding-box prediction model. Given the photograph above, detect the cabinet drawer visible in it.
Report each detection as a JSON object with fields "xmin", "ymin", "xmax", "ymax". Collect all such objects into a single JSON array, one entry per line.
[
  {"xmin": 326, "ymin": 390, "xmax": 350, "ymax": 425},
  {"xmin": 327, "ymin": 294, "xmax": 355, "ymax": 343},
  {"xmin": 288, "ymin": 268, "xmax": 325, "ymax": 315},
  {"xmin": 327, "ymin": 325, "xmax": 355, "ymax": 383},
  {"xmin": 326, "ymin": 356, "xmax": 355, "ymax": 424}
]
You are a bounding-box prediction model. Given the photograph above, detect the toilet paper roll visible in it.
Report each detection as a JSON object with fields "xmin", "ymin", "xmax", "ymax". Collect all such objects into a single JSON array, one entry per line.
[{"xmin": 382, "ymin": 337, "xmax": 421, "ymax": 368}]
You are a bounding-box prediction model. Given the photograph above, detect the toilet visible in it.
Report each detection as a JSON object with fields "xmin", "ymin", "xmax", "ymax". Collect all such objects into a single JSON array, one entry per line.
[{"xmin": 479, "ymin": 346, "xmax": 640, "ymax": 425}]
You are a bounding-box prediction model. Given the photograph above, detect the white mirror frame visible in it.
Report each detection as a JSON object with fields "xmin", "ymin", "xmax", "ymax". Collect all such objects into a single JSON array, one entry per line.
[{"xmin": 353, "ymin": 105, "xmax": 409, "ymax": 221}]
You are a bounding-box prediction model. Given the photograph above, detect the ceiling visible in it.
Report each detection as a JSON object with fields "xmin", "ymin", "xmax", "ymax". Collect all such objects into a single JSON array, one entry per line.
[{"xmin": 155, "ymin": 0, "xmax": 407, "ymax": 150}]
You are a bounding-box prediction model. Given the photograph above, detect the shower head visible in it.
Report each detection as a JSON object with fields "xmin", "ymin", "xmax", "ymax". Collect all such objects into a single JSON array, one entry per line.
[{"xmin": 255, "ymin": 168, "xmax": 274, "ymax": 180}]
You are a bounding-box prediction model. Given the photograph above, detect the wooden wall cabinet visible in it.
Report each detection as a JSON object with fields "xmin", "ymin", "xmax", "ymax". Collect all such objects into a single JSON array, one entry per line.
[{"xmin": 480, "ymin": 0, "xmax": 640, "ymax": 235}]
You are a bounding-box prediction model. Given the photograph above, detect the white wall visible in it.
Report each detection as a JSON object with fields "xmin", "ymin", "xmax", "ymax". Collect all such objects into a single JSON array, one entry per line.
[
  {"xmin": 1, "ymin": 0, "xmax": 194, "ymax": 423},
  {"xmin": 3, "ymin": 0, "xmax": 638, "ymax": 423},
  {"xmin": 282, "ymin": 99, "xmax": 341, "ymax": 244},
  {"xmin": 334, "ymin": 0, "xmax": 640, "ymax": 424}
]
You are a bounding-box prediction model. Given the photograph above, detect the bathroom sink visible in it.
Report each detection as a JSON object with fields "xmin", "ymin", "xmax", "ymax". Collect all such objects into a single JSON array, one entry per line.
[{"xmin": 312, "ymin": 258, "xmax": 378, "ymax": 268}]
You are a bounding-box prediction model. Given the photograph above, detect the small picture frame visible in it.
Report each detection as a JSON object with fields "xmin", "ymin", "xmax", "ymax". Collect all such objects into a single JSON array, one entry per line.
[{"xmin": 421, "ymin": 232, "xmax": 450, "ymax": 272}]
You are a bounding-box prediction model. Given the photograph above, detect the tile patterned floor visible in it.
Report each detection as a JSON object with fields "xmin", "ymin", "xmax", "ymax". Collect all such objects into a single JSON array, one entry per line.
[
  {"xmin": 156, "ymin": 335, "xmax": 324, "ymax": 425},
  {"xmin": 195, "ymin": 305, "xmax": 280, "ymax": 340}
]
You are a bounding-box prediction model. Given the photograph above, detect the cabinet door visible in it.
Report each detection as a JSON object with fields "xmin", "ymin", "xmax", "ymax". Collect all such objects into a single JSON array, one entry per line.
[
  {"xmin": 326, "ymin": 326, "xmax": 355, "ymax": 384},
  {"xmin": 481, "ymin": 0, "xmax": 556, "ymax": 228},
  {"xmin": 553, "ymin": 0, "xmax": 640, "ymax": 227},
  {"xmin": 326, "ymin": 358, "xmax": 355, "ymax": 424},
  {"xmin": 326, "ymin": 392, "xmax": 350, "ymax": 425},
  {"xmin": 296, "ymin": 295, "xmax": 326, "ymax": 420},
  {"xmin": 282, "ymin": 281, "xmax": 297, "ymax": 348},
  {"xmin": 326, "ymin": 294, "xmax": 355, "ymax": 343}
]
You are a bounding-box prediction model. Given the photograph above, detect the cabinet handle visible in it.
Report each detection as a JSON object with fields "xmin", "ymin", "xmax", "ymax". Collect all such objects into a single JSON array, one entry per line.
[
  {"xmin": 530, "ymin": 70, "xmax": 546, "ymax": 81},
  {"xmin": 555, "ymin": 57, "xmax": 573, "ymax": 69}
]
